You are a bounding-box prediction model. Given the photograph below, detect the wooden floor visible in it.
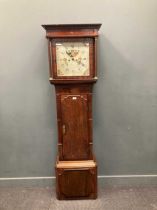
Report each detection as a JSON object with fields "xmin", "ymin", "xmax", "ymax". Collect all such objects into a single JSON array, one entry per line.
[{"xmin": 0, "ymin": 187, "xmax": 157, "ymax": 210}]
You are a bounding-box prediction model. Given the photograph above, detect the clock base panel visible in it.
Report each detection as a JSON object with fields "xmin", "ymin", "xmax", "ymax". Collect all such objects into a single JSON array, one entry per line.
[{"xmin": 55, "ymin": 159, "xmax": 97, "ymax": 200}]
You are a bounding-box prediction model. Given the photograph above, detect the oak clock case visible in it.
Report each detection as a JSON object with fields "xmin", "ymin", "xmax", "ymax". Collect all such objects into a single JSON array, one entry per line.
[{"xmin": 42, "ymin": 24, "xmax": 101, "ymax": 200}]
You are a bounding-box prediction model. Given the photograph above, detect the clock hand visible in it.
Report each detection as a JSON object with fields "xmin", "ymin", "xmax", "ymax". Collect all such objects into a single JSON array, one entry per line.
[{"xmin": 65, "ymin": 50, "xmax": 85, "ymax": 66}]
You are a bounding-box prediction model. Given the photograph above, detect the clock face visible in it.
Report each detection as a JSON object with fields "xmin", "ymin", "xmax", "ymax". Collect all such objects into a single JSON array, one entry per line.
[{"xmin": 56, "ymin": 42, "xmax": 90, "ymax": 77}]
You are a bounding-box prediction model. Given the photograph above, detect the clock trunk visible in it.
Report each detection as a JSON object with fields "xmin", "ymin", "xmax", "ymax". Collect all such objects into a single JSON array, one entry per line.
[{"xmin": 55, "ymin": 84, "xmax": 93, "ymax": 161}]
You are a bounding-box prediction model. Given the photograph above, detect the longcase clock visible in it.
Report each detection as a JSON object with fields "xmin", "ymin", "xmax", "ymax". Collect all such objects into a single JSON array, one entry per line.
[{"xmin": 42, "ymin": 24, "xmax": 101, "ymax": 200}]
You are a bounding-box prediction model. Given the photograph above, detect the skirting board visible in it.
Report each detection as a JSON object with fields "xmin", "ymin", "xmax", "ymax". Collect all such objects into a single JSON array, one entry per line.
[{"xmin": 0, "ymin": 175, "xmax": 157, "ymax": 187}]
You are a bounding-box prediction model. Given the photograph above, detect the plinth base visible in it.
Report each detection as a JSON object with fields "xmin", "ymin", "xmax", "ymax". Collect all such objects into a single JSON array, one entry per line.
[{"xmin": 55, "ymin": 159, "xmax": 97, "ymax": 200}]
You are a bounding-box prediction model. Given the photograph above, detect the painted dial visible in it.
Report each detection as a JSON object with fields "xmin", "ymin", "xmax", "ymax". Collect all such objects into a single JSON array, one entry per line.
[{"xmin": 56, "ymin": 42, "xmax": 90, "ymax": 76}]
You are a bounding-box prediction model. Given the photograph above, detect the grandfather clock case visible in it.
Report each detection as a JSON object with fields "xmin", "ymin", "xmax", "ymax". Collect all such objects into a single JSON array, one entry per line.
[{"xmin": 42, "ymin": 24, "xmax": 101, "ymax": 200}]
